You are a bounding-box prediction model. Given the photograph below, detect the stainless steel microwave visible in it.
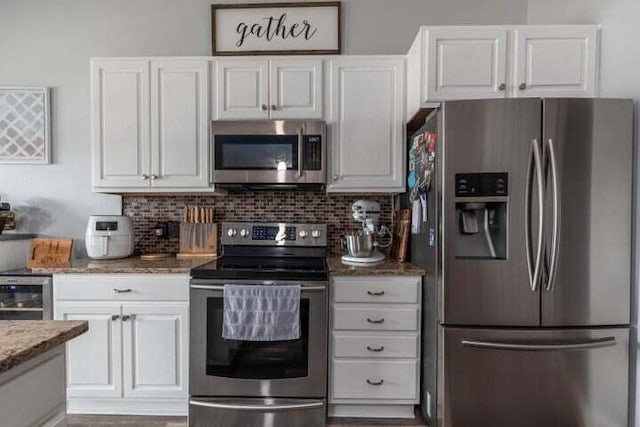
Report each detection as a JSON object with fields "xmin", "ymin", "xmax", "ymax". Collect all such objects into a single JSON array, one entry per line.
[{"xmin": 211, "ymin": 120, "xmax": 326, "ymax": 190}]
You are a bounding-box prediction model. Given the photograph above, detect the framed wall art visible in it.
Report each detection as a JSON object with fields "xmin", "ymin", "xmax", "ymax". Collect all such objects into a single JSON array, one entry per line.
[
  {"xmin": 0, "ymin": 87, "xmax": 51, "ymax": 164},
  {"xmin": 212, "ymin": 2, "xmax": 341, "ymax": 55}
]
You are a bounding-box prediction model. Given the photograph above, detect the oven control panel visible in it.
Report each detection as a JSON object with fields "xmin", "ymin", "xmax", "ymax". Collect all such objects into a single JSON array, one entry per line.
[{"xmin": 222, "ymin": 222, "xmax": 327, "ymax": 247}]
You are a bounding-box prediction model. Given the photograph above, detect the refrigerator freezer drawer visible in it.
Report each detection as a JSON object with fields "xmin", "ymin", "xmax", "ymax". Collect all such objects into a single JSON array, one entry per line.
[
  {"xmin": 331, "ymin": 359, "xmax": 419, "ymax": 400},
  {"xmin": 441, "ymin": 326, "xmax": 629, "ymax": 427}
]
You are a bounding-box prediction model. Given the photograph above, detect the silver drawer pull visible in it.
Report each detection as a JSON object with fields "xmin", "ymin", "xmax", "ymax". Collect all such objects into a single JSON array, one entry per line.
[
  {"xmin": 367, "ymin": 290, "xmax": 385, "ymax": 296},
  {"xmin": 366, "ymin": 379, "xmax": 384, "ymax": 386},
  {"xmin": 366, "ymin": 345, "xmax": 385, "ymax": 352},
  {"xmin": 367, "ymin": 317, "xmax": 385, "ymax": 324},
  {"xmin": 122, "ymin": 314, "xmax": 133, "ymax": 321},
  {"xmin": 111, "ymin": 314, "xmax": 120, "ymax": 321},
  {"xmin": 113, "ymin": 288, "xmax": 132, "ymax": 293}
]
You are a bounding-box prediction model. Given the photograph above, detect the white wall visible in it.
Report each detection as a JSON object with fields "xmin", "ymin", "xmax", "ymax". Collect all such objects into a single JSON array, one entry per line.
[
  {"xmin": 0, "ymin": 0, "xmax": 527, "ymax": 256},
  {"xmin": 528, "ymin": 1, "xmax": 640, "ymax": 425}
]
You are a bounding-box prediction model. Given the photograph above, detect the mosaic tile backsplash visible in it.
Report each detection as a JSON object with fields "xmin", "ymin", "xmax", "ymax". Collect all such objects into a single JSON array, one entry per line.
[{"xmin": 123, "ymin": 192, "xmax": 393, "ymax": 256}]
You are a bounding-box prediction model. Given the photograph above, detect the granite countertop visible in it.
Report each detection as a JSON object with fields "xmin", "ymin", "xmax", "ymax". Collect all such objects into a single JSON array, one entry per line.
[
  {"xmin": 31, "ymin": 256, "xmax": 217, "ymax": 274},
  {"xmin": 0, "ymin": 320, "xmax": 88, "ymax": 374},
  {"xmin": 327, "ymin": 256, "xmax": 425, "ymax": 276}
]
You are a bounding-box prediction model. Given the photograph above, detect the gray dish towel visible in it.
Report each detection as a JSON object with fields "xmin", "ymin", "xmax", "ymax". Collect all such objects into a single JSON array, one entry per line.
[{"xmin": 222, "ymin": 284, "xmax": 301, "ymax": 341}]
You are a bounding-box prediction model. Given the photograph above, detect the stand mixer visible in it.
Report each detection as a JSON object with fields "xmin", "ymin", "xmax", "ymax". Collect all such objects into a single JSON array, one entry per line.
[{"xmin": 341, "ymin": 200, "xmax": 392, "ymax": 264}]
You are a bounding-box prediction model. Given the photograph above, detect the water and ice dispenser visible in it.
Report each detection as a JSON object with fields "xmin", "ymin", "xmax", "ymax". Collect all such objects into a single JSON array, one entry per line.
[{"xmin": 454, "ymin": 173, "xmax": 508, "ymax": 259}]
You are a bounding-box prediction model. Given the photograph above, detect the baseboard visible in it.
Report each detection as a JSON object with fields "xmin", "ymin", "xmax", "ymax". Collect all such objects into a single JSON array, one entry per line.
[
  {"xmin": 67, "ymin": 398, "xmax": 188, "ymax": 416},
  {"xmin": 329, "ymin": 403, "xmax": 415, "ymax": 418}
]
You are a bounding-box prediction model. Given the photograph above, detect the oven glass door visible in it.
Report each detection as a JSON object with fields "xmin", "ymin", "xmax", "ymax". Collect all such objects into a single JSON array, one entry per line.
[
  {"xmin": 206, "ymin": 298, "xmax": 310, "ymax": 379},
  {"xmin": 190, "ymin": 282, "xmax": 327, "ymax": 398},
  {"xmin": 215, "ymin": 135, "xmax": 298, "ymax": 171},
  {"xmin": 0, "ymin": 284, "xmax": 44, "ymax": 320}
]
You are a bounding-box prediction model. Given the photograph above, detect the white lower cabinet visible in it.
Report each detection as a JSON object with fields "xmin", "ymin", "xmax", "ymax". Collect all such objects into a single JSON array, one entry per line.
[
  {"xmin": 54, "ymin": 274, "xmax": 189, "ymax": 415},
  {"xmin": 329, "ymin": 275, "xmax": 422, "ymax": 419}
]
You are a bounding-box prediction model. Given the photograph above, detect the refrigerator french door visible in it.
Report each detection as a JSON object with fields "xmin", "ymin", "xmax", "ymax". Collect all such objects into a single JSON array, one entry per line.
[
  {"xmin": 425, "ymin": 98, "xmax": 633, "ymax": 426},
  {"xmin": 441, "ymin": 98, "xmax": 632, "ymax": 327}
]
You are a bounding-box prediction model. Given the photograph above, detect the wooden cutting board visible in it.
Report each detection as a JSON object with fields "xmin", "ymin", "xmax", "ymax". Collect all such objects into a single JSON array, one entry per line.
[
  {"xmin": 389, "ymin": 210, "xmax": 411, "ymax": 262},
  {"xmin": 27, "ymin": 238, "xmax": 73, "ymax": 268}
]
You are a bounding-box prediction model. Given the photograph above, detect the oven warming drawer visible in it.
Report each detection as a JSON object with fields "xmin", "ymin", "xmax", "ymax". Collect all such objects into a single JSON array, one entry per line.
[{"xmin": 189, "ymin": 398, "xmax": 326, "ymax": 427}]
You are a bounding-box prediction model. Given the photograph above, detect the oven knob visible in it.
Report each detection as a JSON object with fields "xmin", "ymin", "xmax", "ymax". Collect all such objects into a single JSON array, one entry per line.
[
  {"xmin": 311, "ymin": 230, "xmax": 321, "ymax": 239},
  {"xmin": 240, "ymin": 228, "xmax": 249, "ymax": 238},
  {"xmin": 227, "ymin": 228, "xmax": 237, "ymax": 237},
  {"xmin": 299, "ymin": 230, "xmax": 308, "ymax": 239}
]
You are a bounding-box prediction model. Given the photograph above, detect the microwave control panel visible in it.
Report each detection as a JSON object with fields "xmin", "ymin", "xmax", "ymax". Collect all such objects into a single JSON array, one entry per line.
[{"xmin": 303, "ymin": 135, "xmax": 323, "ymax": 171}]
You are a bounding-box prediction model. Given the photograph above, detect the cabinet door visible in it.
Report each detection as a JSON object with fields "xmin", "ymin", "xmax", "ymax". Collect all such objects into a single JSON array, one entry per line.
[
  {"xmin": 150, "ymin": 59, "xmax": 210, "ymax": 188},
  {"xmin": 55, "ymin": 302, "xmax": 122, "ymax": 398},
  {"xmin": 327, "ymin": 58, "xmax": 405, "ymax": 192},
  {"xmin": 514, "ymin": 26, "xmax": 599, "ymax": 98},
  {"xmin": 122, "ymin": 303, "xmax": 188, "ymax": 398},
  {"xmin": 214, "ymin": 59, "xmax": 269, "ymax": 119},
  {"xmin": 91, "ymin": 59, "xmax": 150, "ymax": 188},
  {"xmin": 269, "ymin": 59, "xmax": 323, "ymax": 119},
  {"xmin": 425, "ymin": 28, "xmax": 507, "ymax": 100}
]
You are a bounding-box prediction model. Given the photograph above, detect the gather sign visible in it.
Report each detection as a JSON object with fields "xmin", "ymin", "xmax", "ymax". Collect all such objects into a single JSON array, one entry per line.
[{"xmin": 211, "ymin": 2, "xmax": 341, "ymax": 55}]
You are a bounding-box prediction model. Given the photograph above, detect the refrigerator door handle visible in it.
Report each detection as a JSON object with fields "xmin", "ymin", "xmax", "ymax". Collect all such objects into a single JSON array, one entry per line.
[
  {"xmin": 461, "ymin": 336, "xmax": 616, "ymax": 351},
  {"xmin": 544, "ymin": 137, "xmax": 560, "ymax": 292},
  {"xmin": 525, "ymin": 138, "xmax": 545, "ymax": 292}
]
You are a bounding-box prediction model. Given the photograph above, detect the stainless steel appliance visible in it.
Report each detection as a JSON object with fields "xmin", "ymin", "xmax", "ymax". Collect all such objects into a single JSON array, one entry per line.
[
  {"xmin": 189, "ymin": 222, "xmax": 328, "ymax": 427},
  {"xmin": 408, "ymin": 98, "xmax": 633, "ymax": 426},
  {"xmin": 211, "ymin": 120, "xmax": 326, "ymax": 189},
  {"xmin": 0, "ymin": 269, "xmax": 53, "ymax": 320}
]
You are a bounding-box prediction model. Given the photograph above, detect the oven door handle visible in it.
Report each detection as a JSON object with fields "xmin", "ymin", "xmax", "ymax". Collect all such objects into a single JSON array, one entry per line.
[
  {"xmin": 189, "ymin": 399, "xmax": 324, "ymax": 412},
  {"xmin": 190, "ymin": 284, "xmax": 326, "ymax": 292}
]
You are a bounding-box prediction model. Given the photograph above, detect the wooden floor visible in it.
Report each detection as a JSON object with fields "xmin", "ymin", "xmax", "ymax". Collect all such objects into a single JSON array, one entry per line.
[{"xmin": 67, "ymin": 411, "xmax": 428, "ymax": 427}]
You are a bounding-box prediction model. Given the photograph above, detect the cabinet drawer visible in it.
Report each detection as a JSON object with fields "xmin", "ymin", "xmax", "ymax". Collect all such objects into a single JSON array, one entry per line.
[
  {"xmin": 333, "ymin": 332, "xmax": 419, "ymax": 358},
  {"xmin": 54, "ymin": 274, "xmax": 189, "ymax": 301},
  {"xmin": 331, "ymin": 359, "xmax": 418, "ymax": 400},
  {"xmin": 333, "ymin": 306, "xmax": 418, "ymax": 331},
  {"xmin": 332, "ymin": 277, "xmax": 420, "ymax": 303}
]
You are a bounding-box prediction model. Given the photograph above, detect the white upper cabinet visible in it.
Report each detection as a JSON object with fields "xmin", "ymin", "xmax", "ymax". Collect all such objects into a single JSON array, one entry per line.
[
  {"xmin": 326, "ymin": 57, "xmax": 405, "ymax": 193},
  {"xmin": 425, "ymin": 28, "xmax": 508, "ymax": 101},
  {"xmin": 269, "ymin": 59, "xmax": 323, "ymax": 119},
  {"xmin": 214, "ymin": 58, "xmax": 323, "ymax": 120},
  {"xmin": 91, "ymin": 58, "xmax": 213, "ymax": 193},
  {"xmin": 407, "ymin": 25, "xmax": 600, "ymax": 117},
  {"xmin": 91, "ymin": 59, "xmax": 150, "ymax": 188},
  {"xmin": 513, "ymin": 26, "xmax": 598, "ymax": 98},
  {"xmin": 214, "ymin": 59, "xmax": 269, "ymax": 119},
  {"xmin": 150, "ymin": 59, "xmax": 210, "ymax": 188}
]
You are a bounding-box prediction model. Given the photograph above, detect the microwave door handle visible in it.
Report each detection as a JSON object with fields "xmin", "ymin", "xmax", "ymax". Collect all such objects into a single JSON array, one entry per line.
[{"xmin": 297, "ymin": 126, "xmax": 304, "ymax": 178}]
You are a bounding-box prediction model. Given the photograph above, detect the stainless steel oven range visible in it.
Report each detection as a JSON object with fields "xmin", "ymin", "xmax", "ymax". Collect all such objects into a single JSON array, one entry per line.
[{"xmin": 189, "ymin": 222, "xmax": 328, "ymax": 427}]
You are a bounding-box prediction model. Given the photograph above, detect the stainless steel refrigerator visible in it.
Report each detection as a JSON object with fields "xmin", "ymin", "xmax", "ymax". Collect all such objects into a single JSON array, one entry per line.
[{"xmin": 409, "ymin": 98, "xmax": 633, "ymax": 427}]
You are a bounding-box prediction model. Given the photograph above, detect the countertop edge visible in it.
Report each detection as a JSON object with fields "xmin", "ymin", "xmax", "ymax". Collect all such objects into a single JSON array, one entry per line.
[
  {"xmin": 30, "ymin": 256, "xmax": 217, "ymax": 274},
  {"xmin": 326, "ymin": 257, "xmax": 426, "ymax": 276},
  {"xmin": 0, "ymin": 321, "xmax": 88, "ymax": 374}
]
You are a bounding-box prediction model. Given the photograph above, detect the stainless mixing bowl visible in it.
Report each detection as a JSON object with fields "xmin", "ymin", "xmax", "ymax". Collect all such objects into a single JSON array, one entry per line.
[{"xmin": 342, "ymin": 233, "xmax": 375, "ymax": 257}]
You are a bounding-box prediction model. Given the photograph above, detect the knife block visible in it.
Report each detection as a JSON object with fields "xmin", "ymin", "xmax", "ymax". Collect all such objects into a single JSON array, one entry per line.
[{"xmin": 177, "ymin": 223, "xmax": 218, "ymax": 258}]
